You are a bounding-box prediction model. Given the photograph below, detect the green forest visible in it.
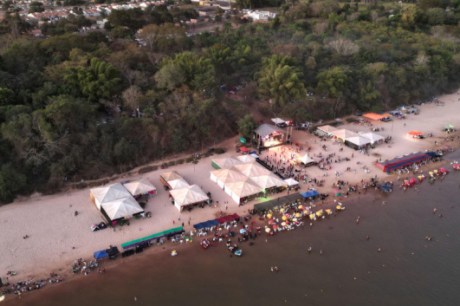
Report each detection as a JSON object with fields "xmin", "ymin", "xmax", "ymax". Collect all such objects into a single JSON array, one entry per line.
[{"xmin": 0, "ymin": 0, "xmax": 460, "ymax": 203}]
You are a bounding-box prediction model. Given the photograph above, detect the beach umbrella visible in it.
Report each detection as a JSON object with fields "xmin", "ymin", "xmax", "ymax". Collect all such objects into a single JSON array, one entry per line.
[
  {"xmin": 298, "ymin": 205, "xmax": 304, "ymax": 210},
  {"xmin": 266, "ymin": 213, "xmax": 272, "ymax": 219},
  {"xmin": 239, "ymin": 228, "xmax": 247, "ymax": 235},
  {"xmin": 280, "ymin": 208, "xmax": 285, "ymax": 213},
  {"xmin": 295, "ymin": 212, "xmax": 302, "ymax": 218},
  {"xmin": 281, "ymin": 222, "xmax": 286, "ymax": 227},
  {"xmin": 281, "ymin": 215, "xmax": 287, "ymax": 221},
  {"xmin": 265, "ymin": 228, "xmax": 271, "ymax": 233}
]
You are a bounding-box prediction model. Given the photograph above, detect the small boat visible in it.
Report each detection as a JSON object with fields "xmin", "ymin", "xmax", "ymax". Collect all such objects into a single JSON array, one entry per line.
[{"xmin": 171, "ymin": 250, "xmax": 178, "ymax": 256}]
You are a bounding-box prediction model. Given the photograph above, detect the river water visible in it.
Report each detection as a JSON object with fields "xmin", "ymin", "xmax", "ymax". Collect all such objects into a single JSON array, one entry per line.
[{"xmin": 4, "ymin": 157, "xmax": 460, "ymax": 306}]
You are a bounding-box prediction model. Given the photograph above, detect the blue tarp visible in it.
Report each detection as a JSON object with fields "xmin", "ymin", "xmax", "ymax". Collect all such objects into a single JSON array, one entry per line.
[
  {"xmin": 300, "ymin": 190, "xmax": 319, "ymax": 199},
  {"xmin": 93, "ymin": 250, "xmax": 109, "ymax": 260},
  {"xmin": 193, "ymin": 219, "xmax": 220, "ymax": 230}
]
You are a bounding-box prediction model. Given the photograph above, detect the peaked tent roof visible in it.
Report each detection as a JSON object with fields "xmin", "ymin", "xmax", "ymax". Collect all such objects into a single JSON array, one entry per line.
[
  {"xmin": 284, "ymin": 178, "xmax": 299, "ymax": 187},
  {"xmin": 225, "ymin": 179, "xmax": 262, "ymax": 198},
  {"xmin": 363, "ymin": 112, "xmax": 391, "ymax": 121},
  {"xmin": 232, "ymin": 163, "xmax": 271, "ymax": 177},
  {"xmin": 211, "ymin": 157, "xmax": 242, "ymax": 169},
  {"xmin": 160, "ymin": 171, "xmax": 183, "ymax": 183},
  {"xmin": 210, "ymin": 168, "xmax": 247, "ymax": 184},
  {"xmin": 346, "ymin": 135, "xmax": 371, "ymax": 147},
  {"xmin": 101, "ymin": 197, "xmax": 144, "ymax": 221},
  {"xmin": 251, "ymin": 173, "xmax": 286, "ymax": 189},
  {"xmin": 271, "ymin": 118, "xmax": 285, "ymax": 125},
  {"xmin": 168, "ymin": 178, "xmax": 190, "ymax": 189},
  {"xmin": 169, "ymin": 184, "xmax": 209, "ymax": 207},
  {"xmin": 360, "ymin": 132, "xmax": 384, "ymax": 144},
  {"xmin": 300, "ymin": 154, "xmax": 316, "ymax": 165},
  {"xmin": 317, "ymin": 125, "xmax": 338, "ymax": 135},
  {"xmin": 330, "ymin": 129, "xmax": 358, "ymax": 141},
  {"xmin": 90, "ymin": 183, "xmax": 133, "ymax": 209},
  {"xmin": 123, "ymin": 178, "xmax": 156, "ymax": 197},
  {"xmin": 255, "ymin": 124, "xmax": 284, "ymax": 138},
  {"xmin": 236, "ymin": 155, "xmax": 256, "ymax": 163}
]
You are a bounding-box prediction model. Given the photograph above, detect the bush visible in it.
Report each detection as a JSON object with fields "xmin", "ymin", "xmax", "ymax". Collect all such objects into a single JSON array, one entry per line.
[{"xmin": 214, "ymin": 147, "xmax": 226, "ymax": 154}]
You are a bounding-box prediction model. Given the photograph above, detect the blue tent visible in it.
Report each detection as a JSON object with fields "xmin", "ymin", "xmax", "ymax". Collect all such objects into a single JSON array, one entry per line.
[
  {"xmin": 193, "ymin": 219, "xmax": 220, "ymax": 230},
  {"xmin": 300, "ymin": 190, "xmax": 319, "ymax": 199},
  {"xmin": 93, "ymin": 250, "xmax": 109, "ymax": 260}
]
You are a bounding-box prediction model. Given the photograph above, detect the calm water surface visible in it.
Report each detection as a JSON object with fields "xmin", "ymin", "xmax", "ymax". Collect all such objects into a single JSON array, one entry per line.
[{"xmin": 5, "ymin": 159, "xmax": 460, "ymax": 306}]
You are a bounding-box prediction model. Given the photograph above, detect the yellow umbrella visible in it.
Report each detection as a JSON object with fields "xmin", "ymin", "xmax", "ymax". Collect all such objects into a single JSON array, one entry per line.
[
  {"xmin": 298, "ymin": 205, "xmax": 304, "ymax": 210},
  {"xmin": 295, "ymin": 212, "xmax": 302, "ymax": 218},
  {"xmin": 267, "ymin": 213, "xmax": 272, "ymax": 219},
  {"xmin": 282, "ymin": 215, "xmax": 287, "ymax": 221}
]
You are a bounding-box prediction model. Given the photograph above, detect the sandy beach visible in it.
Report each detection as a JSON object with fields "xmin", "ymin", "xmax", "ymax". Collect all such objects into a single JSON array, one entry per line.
[{"xmin": 1, "ymin": 90, "xmax": 460, "ymax": 284}]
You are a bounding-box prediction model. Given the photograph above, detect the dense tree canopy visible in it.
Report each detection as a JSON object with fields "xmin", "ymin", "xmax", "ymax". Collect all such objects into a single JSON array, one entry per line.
[{"xmin": 0, "ymin": 0, "xmax": 460, "ymax": 203}]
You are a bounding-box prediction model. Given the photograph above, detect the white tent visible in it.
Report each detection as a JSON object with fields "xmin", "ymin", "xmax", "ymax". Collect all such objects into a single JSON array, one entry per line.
[
  {"xmin": 250, "ymin": 173, "xmax": 285, "ymax": 190},
  {"xmin": 316, "ymin": 125, "xmax": 338, "ymax": 136},
  {"xmin": 360, "ymin": 132, "xmax": 384, "ymax": 144},
  {"xmin": 330, "ymin": 129, "xmax": 358, "ymax": 142},
  {"xmin": 284, "ymin": 178, "xmax": 299, "ymax": 187},
  {"xmin": 211, "ymin": 157, "xmax": 242, "ymax": 169},
  {"xmin": 101, "ymin": 197, "xmax": 144, "ymax": 221},
  {"xmin": 299, "ymin": 154, "xmax": 316, "ymax": 165},
  {"xmin": 232, "ymin": 163, "xmax": 271, "ymax": 177},
  {"xmin": 346, "ymin": 135, "xmax": 371, "ymax": 149},
  {"xmin": 160, "ymin": 171, "xmax": 183, "ymax": 182},
  {"xmin": 90, "ymin": 183, "xmax": 133, "ymax": 210},
  {"xmin": 224, "ymin": 179, "xmax": 262, "ymax": 205},
  {"xmin": 210, "ymin": 169, "xmax": 247, "ymax": 188},
  {"xmin": 169, "ymin": 185, "xmax": 209, "ymax": 211},
  {"xmin": 123, "ymin": 178, "xmax": 156, "ymax": 197},
  {"xmin": 168, "ymin": 178, "xmax": 190, "ymax": 189},
  {"xmin": 236, "ymin": 155, "xmax": 256, "ymax": 163}
]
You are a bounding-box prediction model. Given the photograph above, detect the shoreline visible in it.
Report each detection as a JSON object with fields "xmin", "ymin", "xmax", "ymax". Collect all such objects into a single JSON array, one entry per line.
[{"xmin": 1, "ymin": 90, "xmax": 460, "ymax": 300}]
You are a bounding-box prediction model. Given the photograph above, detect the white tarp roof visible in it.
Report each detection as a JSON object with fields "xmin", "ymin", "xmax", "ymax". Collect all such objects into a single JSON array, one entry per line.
[
  {"xmin": 210, "ymin": 169, "xmax": 247, "ymax": 185},
  {"xmin": 101, "ymin": 197, "xmax": 143, "ymax": 221},
  {"xmin": 284, "ymin": 178, "xmax": 299, "ymax": 187},
  {"xmin": 360, "ymin": 132, "xmax": 384, "ymax": 144},
  {"xmin": 331, "ymin": 129, "xmax": 358, "ymax": 141},
  {"xmin": 317, "ymin": 125, "xmax": 338, "ymax": 135},
  {"xmin": 212, "ymin": 157, "xmax": 242, "ymax": 169},
  {"xmin": 346, "ymin": 135, "xmax": 372, "ymax": 147},
  {"xmin": 168, "ymin": 178, "xmax": 190, "ymax": 189},
  {"xmin": 123, "ymin": 178, "xmax": 156, "ymax": 197},
  {"xmin": 232, "ymin": 163, "xmax": 271, "ymax": 177},
  {"xmin": 161, "ymin": 171, "xmax": 183, "ymax": 183},
  {"xmin": 251, "ymin": 174, "xmax": 285, "ymax": 189},
  {"xmin": 90, "ymin": 183, "xmax": 133, "ymax": 210},
  {"xmin": 236, "ymin": 155, "xmax": 256, "ymax": 163},
  {"xmin": 300, "ymin": 154, "xmax": 315, "ymax": 165},
  {"xmin": 225, "ymin": 179, "xmax": 262, "ymax": 199},
  {"xmin": 170, "ymin": 184, "xmax": 209, "ymax": 209},
  {"xmin": 271, "ymin": 118, "xmax": 285, "ymax": 125}
]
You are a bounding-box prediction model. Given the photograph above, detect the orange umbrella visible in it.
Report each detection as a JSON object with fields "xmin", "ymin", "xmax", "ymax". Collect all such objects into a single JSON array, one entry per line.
[{"xmin": 408, "ymin": 130, "xmax": 423, "ymax": 136}]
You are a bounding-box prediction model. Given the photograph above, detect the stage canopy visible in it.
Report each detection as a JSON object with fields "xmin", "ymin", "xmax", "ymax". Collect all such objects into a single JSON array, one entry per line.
[
  {"xmin": 90, "ymin": 183, "xmax": 133, "ymax": 210},
  {"xmin": 360, "ymin": 132, "xmax": 384, "ymax": 144},
  {"xmin": 330, "ymin": 129, "xmax": 358, "ymax": 142},
  {"xmin": 255, "ymin": 124, "xmax": 284, "ymax": 138},
  {"xmin": 123, "ymin": 178, "xmax": 156, "ymax": 197},
  {"xmin": 170, "ymin": 185, "xmax": 209, "ymax": 211},
  {"xmin": 101, "ymin": 196, "xmax": 144, "ymax": 221}
]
